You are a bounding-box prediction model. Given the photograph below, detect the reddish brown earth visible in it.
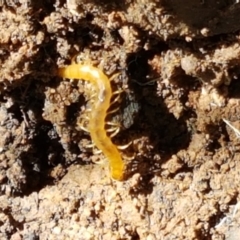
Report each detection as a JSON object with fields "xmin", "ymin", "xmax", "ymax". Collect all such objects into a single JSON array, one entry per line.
[{"xmin": 1, "ymin": 1, "xmax": 240, "ymax": 239}]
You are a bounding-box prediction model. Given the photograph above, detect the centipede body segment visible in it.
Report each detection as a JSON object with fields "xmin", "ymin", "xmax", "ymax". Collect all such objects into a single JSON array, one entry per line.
[{"xmin": 58, "ymin": 63, "xmax": 125, "ymax": 181}]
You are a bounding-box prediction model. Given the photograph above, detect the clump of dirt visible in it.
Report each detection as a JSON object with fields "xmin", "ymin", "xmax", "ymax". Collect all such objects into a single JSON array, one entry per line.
[{"xmin": 1, "ymin": 0, "xmax": 240, "ymax": 239}]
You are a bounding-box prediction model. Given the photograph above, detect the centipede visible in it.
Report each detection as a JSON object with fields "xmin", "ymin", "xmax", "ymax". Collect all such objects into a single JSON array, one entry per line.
[{"xmin": 58, "ymin": 63, "xmax": 126, "ymax": 181}]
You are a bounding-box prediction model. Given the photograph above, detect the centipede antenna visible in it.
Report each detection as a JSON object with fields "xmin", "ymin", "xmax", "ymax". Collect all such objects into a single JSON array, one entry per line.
[
  {"xmin": 132, "ymin": 77, "xmax": 160, "ymax": 86},
  {"xmin": 117, "ymin": 141, "xmax": 132, "ymax": 150}
]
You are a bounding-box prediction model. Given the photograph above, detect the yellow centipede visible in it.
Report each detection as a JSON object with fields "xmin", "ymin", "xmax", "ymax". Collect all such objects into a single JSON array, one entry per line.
[{"xmin": 58, "ymin": 63, "xmax": 124, "ymax": 181}]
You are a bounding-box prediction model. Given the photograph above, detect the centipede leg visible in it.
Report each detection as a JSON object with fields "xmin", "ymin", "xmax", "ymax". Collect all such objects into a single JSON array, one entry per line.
[
  {"xmin": 112, "ymin": 89, "xmax": 123, "ymax": 95},
  {"xmin": 111, "ymin": 93, "xmax": 121, "ymax": 105},
  {"xmin": 71, "ymin": 54, "xmax": 78, "ymax": 64},
  {"xmin": 92, "ymin": 148, "xmax": 102, "ymax": 155},
  {"xmin": 106, "ymin": 126, "xmax": 119, "ymax": 133},
  {"xmin": 85, "ymin": 140, "xmax": 102, "ymax": 154},
  {"xmin": 89, "ymin": 93, "xmax": 97, "ymax": 101},
  {"xmin": 79, "ymin": 124, "xmax": 89, "ymax": 133},
  {"xmin": 107, "ymin": 106, "xmax": 120, "ymax": 115},
  {"xmin": 92, "ymin": 158, "xmax": 105, "ymax": 164},
  {"xmin": 78, "ymin": 116, "xmax": 89, "ymax": 132},
  {"xmin": 84, "ymin": 108, "xmax": 92, "ymax": 115},
  {"xmin": 106, "ymin": 121, "xmax": 120, "ymax": 127},
  {"xmin": 117, "ymin": 141, "xmax": 132, "ymax": 150},
  {"xmin": 124, "ymin": 154, "xmax": 135, "ymax": 160},
  {"xmin": 83, "ymin": 141, "xmax": 93, "ymax": 148},
  {"xmin": 109, "ymin": 127, "xmax": 120, "ymax": 138},
  {"xmin": 106, "ymin": 122, "xmax": 121, "ymax": 136},
  {"xmin": 109, "ymin": 73, "xmax": 120, "ymax": 82}
]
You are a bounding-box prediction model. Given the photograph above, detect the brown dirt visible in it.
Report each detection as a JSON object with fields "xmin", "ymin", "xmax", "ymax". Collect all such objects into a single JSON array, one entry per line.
[{"xmin": 1, "ymin": 0, "xmax": 240, "ymax": 239}]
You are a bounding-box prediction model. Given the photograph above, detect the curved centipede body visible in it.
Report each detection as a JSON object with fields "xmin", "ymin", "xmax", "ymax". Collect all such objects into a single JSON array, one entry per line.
[{"xmin": 58, "ymin": 63, "xmax": 125, "ymax": 181}]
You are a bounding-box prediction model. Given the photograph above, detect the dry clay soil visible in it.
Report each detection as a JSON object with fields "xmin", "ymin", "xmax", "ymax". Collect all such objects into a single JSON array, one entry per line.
[{"xmin": 1, "ymin": 1, "xmax": 240, "ymax": 239}]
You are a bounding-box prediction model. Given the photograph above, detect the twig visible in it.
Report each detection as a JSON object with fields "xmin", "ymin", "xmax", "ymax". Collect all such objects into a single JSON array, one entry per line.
[{"xmin": 223, "ymin": 118, "xmax": 240, "ymax": 138}]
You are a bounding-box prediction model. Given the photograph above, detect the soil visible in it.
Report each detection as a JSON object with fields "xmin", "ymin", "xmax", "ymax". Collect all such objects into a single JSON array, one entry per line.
[{"xmin": 1, "ymin": 0, "xmax": 240, "ymax": 239}]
